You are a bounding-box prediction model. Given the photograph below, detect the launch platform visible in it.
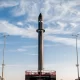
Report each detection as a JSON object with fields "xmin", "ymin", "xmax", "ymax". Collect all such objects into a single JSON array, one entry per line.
[{"xmin": 25, "ymin": 70, "xmax": 56, "ymax": 80}]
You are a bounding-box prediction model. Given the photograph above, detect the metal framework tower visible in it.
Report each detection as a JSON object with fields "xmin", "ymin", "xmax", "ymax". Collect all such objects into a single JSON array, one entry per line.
[
  {"xmin": 2, "ymin": 34, "xmax": 8, "ymax": 80},
  {"xmin": 2, "ymin": 35, "xmax": 6, "ymax": 80},
  {"xmin": 72, "ymin": 34, "xmax": 80, "ymax": 80}
]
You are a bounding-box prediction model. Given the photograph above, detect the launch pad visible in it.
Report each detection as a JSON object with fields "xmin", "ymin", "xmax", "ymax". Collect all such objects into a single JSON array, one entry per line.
[
  {"xmin": 25, "ymin": 70, "xmax": 56, "ymax": 80},
  {"xmin": 25, "ymin": 13, "xmax": 56, "ymax": 80}
]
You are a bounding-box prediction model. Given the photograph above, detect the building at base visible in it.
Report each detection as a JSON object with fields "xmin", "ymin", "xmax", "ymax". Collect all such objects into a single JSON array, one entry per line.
[
  {"xmin": 25, "ymin": 70, "xmax": 56, "ymax": 80},
  {"xmin": 75, "ymin": 78, "xmax": 80, "ymax": 80}
]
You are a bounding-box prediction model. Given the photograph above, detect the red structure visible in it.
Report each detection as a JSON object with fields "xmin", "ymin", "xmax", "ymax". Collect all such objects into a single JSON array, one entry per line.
[
  {"xmin": 25, "ymin": 70, "xmax": 56, "ymax": 80},
  {"xmin": 25, "ymin": 13, "xmax": 56, "ymax": 80}
]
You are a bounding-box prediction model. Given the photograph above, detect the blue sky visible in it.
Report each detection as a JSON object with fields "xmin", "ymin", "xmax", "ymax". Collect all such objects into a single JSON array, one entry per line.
[{"xmin": 0, "ymin": 0, "xmax": 80, "ymax": 80}]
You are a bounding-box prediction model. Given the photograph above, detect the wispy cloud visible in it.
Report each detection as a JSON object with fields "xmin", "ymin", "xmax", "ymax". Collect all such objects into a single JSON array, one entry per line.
[
  {"xmin": 22, "ymin": 44, "xmax": 58, "ymax": 49},
  {"xmin": 45, "ymin": 35, "xmax": 80, "ymax": 47},
  {"xmin": 24, "ymin": 53, "xmax": 38, "ymax": 56},
  {"xmin": 10, "ymin": 0, "xmax": 80, "ymax": 34},
  {"xmin": 7, "ymin": 48, "xmax": 27, "ymax": 53},
  {"xmin": 17, "ymin": 48, "xmax": 27, "ymax": 52},
  {"xmin": 11, "ymin": 0, "xmax": 39, "ymax": 18},
  {"xmin": 11, "ymin": 0, "xmax": 26, "ymax": 16},
  {"xmin": 22, "ymin": 45, "xmax": 37, "ymax": 48},
  {"xmin": 0, "ymin": 20, "xmax": 80, "ymax": 47},
  {"xmin": 0, "ymin": 0, "xmax": 19, "ymax": 8},
  {"xmin": 17, "ymin": 22, "xmax": 23, "ymax": 26},
  {"xmin": 1, "ymin": 0, "xmax": 80, "ymax": 23},
  {"xmin": 0, "ymin": 20, "xmax": 37, "ymax": 38},
  {"xmin": 0, "ymin": 0, "xmax": 80, "ymax": 48}
]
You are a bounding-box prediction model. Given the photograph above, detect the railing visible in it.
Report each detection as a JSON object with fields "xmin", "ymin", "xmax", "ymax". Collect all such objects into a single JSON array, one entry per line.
[{"xmin": 25, "ymin": 70, "xmax": 56, "ymax": 76}]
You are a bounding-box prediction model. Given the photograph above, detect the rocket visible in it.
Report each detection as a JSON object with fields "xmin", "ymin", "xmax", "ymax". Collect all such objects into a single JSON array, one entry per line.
[{"xmin": 36, "ymin": 13, "xmax": 45, "ymax": 74}]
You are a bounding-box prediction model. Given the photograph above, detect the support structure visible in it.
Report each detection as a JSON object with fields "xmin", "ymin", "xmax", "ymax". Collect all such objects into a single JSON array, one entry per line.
[
  {"xmin": 72, "ymin": 34, "xmax": 79, "ymax": 80},
  {"xmin": 2, "ymin": 35, "xmax": 8, "ymax": 80}
]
